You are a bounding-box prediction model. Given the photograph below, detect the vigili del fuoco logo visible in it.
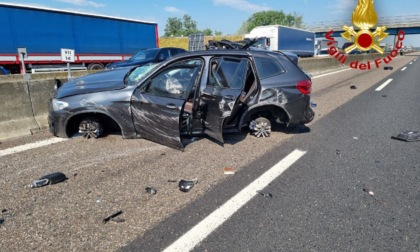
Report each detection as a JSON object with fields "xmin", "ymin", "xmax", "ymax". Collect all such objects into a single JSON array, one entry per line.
[{"xmin": 326, "ymin": 0, "xmax": 405, "ymax": 70}]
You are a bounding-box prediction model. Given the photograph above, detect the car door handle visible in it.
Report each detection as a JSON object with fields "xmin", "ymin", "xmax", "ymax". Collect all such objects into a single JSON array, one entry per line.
[
  {"xmin": 223, "ymin": 95, "xmax": 235, "ymax": 101},
  {"xmin": 166, "ymin": 104, "xmax": 177, "ymax": 110}
]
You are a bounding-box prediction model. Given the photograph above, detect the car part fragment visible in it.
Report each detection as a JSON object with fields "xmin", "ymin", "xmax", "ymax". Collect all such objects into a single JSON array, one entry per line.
[
  {"xmin": 391, "ymin": 131, "xmax": 420, "ymax": 142},
  {"xmin": 79, "ymin": 117, "xmax": 104, "ymax": 139},
  {"xmin": 145, "ymin": 187, "xmax": 157, "ymax": 195},
  {"xmin": 257, "ymin": 190, "xmax": 273, "ymax": 198},
  {"xmin": 30, "ymin": 172, "xmax": 67, "ymax": 188},
  {"xmin": 249, "ymin": 117, "xmax": 271, "ymax": 138},
  {"xmin": 179, "ymin": 178, "xmax": 198, "ymax": 192},
  {"xmin": 103, "ymin": 210, "xmax": 123, "ymax": 223}
]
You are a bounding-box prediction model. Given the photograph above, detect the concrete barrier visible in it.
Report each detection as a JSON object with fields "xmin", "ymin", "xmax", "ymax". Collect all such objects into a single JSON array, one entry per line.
[
  {"xmin": 0, "ymin": 71, "xmax": 95, "ymax": 141},
  {"xmin": 299, "ymin": 54, "xmax": 379, "ymax": 74}
]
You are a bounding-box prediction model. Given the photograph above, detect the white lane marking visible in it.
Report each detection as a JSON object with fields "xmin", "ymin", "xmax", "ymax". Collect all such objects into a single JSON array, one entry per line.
[
  {"xmin": 375, "ymin": 79, "xmax": 393, "ymax": 92},
  {"xmin": 409, "ymin": 62, "xmax": 413, "ymax": 64},
  {"xmin": 164, "ymin": 149, "xmax": 307, "ymax": 252},
  {"xmin": 0, "ymin": 138, "xmax": 68, "ymax": 157},
  {"xmin": 313, "ymin": 68, "xmax": 351, "ymax": 79},
  {"xmin": 401, "ymin": 67, "xmax": 407, "ymax": 71}
]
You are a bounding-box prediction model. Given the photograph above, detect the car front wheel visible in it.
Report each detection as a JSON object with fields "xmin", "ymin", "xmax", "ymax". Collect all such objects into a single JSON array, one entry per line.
[{"xmin": 78, "ymin": 117, "xmax": 104, "ymax": 139}]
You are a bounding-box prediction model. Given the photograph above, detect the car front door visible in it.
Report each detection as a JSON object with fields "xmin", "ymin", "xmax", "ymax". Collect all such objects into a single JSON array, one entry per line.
[
  {"xmin": 201, "ymin": 57, "xmax": 248, "ymax": 143},
  {"xmin": 131, "ymin": 64, "xmax": 201, "ymax": 149}
]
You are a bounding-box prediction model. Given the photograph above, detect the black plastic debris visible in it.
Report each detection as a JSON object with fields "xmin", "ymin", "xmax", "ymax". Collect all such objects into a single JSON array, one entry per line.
[
  {"xmin": 0, "ymin": 218, "xmax": 4, "ymax": 225},
  {"xmin": 145, "ymin": 187, "xmax": 157, "ymax": 195},
  {"xmin": 30, "ymin": 172, "xmax": 67, "ymax": 188},
  {"xmin": 103, "ymin": 210, "xmax": 123, "ymax": 223},
  {"xmin": 257, "ymin": 190, "xmax": 273, "ymax": 198},
  {"xmin": 350, "ymin": 85, "xmax": 357, "ymax": 89},
  {"xmin": 179, "ymin": 179, "xmax": 198, "ymax": 192},
  {"xmin": 384, "ymin": 66, "xmax": 394, "ymax": 70},
  {"xmin": 1, "ymin": 209, "xmax": 7, "ymax": 213},
  {"xmin": 391, "ymin": 131, "xmax": 420, "ymax": 142}
]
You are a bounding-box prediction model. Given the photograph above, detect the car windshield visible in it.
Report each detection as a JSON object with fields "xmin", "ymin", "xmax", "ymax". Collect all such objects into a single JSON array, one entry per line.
[
  {"xmin": 130, "ymin": 49, "xmax": 159, "ymax": 61},
  {"xmin": 126, "ymin": 63, "xmax": 161, "ymax": 85}
]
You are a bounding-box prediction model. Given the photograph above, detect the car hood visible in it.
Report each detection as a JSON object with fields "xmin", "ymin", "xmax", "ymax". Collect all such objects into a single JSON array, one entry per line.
[
  {"xmin": 56, "ymin": 67, "xmax": 132, "ymax": 99},
  {"xmin": 107, "ymin": 59, "xmax": 151, "ymax": 69}
]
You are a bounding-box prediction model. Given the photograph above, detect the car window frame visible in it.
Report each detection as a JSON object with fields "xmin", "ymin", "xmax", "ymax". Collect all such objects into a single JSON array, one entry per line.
[{"xmin": 253, "ymin": 55, "xmax": 286, "ymax": 80}]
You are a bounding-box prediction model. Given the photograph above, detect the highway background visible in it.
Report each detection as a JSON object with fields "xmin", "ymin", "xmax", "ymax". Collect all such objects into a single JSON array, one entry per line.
[{"xmin": 0, "ymin": 54, "xmax": 419, "ymax": 251}]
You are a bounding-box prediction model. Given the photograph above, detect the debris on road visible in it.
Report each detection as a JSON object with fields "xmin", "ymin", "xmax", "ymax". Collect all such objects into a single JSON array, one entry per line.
[
  {"xmin": 391, "ymin": 131, "xmax": 420, "ymax": 142},
  {"xmin": 0, "ymin": 218, "xmax": 4, "ymax": 226},
  {"xmin": 30, "ymin": 172, "xmax": 67, "ymax": 188},
  {"xmin": 257, "ymin": 190, "xmax": 273, "ymax": 198},
  {"xmin": 2, "ymin": 209, "xmax": 7, "ymax": 213},
  {"xmin": 336, "ymin": 149, "xmax": 341, "ymax": 156},
  {"xmin": 384, "ymin": 66, "xmax": 394, "ymax": 70},
  {"xmin": 310, "ymin": 102, "xmax": 317, "ymax": 108},
  {"xmin": 223, "ymin": 167, "xmax": 235, "ymax": 175},
  {"xmin": 168, "ymin": 179, "xmax": 178, "ymax": 183},
  {"xmin": 363, "ymin": 188, "xmax": 385, "ymax": 205},
  {"xmin": 350, "ymin": 85, "xmax": 357, "ymax": 90},
  {"xmin": 145, "ymin": 187, "xmax": 157, "ymax": 195},
  {"xmin": 103, "ymin": 210, "xmax": 123, "ymax": 224},
  {"xmin": 179, "ymin": 179, "xmax": 198, "ymax": 192}
]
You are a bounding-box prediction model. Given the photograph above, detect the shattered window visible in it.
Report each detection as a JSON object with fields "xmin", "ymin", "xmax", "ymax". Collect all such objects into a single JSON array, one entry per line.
[
  {"xmin": 209, "ymin": 58, "xmax": 247, "ymax": 89},
  {"xmin": 147, "ymin": 65, "xmax": 200, "ymax": 99},
  {"xmin": 254, "ymin": 57, "xmax": 285, "ymax": 79}
]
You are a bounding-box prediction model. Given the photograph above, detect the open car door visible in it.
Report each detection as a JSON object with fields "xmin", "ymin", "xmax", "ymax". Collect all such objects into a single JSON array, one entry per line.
[
  {"xmin": 201, "ymin": 57, "xmax": 248, "ymax": 143},
  {"xmin": 131, "ymin": 64, "xmax": 201, "ymax": 149}
]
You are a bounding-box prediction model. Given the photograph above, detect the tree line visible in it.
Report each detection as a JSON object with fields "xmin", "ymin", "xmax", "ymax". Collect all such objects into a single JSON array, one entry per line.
[{"xmin": 163, "ymin": 10, "xmax": 304, "ymax": 37}]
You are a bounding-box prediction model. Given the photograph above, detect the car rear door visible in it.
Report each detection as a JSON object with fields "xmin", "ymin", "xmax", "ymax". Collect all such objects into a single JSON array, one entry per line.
[
  {"xmin": 131, "ymin": 64, "xmax": 201, "ymax": 149},
  {"xmin": 201, "ymin": 57, "xmax": 248, "ymax": 143}
]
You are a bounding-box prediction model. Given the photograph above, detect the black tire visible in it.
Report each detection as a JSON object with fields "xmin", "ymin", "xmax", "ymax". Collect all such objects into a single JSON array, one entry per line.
[
  {"xmin": 249, "ymin": 117, "xmax": 271, "ymax": 138},
  {"xmin": 87, "ymin": 63, "xmax": 104, "ymax": 70},
  {"xmin": 78, "ymin": 117, "xmax": 104, "ymax": 139}
]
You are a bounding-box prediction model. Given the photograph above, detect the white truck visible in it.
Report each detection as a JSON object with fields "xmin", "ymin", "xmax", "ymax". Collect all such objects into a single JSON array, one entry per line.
[{"xmin": 245, "ymin": 25, "xmax": 315, "ymax": 57}]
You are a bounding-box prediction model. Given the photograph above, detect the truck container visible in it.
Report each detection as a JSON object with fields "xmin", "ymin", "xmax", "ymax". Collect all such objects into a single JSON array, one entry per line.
[
  {"xmin": 315, "ymin": 39, "xmax": 338, "ymax": 55},
  {"xmin": 0, "ymin": 3, "xmax": 158, "ymax": 74},
  {"xmin": 245, "ymin": 25, "xmax": 315, "ymax": 57}
]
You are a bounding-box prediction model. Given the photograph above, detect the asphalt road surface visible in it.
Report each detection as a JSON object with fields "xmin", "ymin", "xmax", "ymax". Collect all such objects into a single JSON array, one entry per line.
[{"xmin": 1, "ymin": 54, "xmax": 419, "ymax": 252}]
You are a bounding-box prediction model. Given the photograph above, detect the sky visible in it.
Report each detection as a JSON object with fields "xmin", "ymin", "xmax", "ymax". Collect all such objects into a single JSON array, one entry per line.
[{"xmin": 7, "ymin": 0, "xmax": 420, "ymax": 46}]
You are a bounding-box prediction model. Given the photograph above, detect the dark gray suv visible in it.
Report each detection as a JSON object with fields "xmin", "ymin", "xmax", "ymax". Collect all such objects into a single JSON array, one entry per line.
[{"xmin": 49, "ymin": 50, "xmax": 314, "ymax": 149}]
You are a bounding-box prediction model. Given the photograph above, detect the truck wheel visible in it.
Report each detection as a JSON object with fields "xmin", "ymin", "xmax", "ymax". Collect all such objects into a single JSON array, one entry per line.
[
  {"xmin": 87, "ymin": 63, "xmax": 104, "ymax": 70},
  {"xmin": 249, "ymin": 117, "xmax": 271, "ymax": 138},
  {"xmin": 78, "ymin": 117, "xmax": 104, "ymax": 139}
]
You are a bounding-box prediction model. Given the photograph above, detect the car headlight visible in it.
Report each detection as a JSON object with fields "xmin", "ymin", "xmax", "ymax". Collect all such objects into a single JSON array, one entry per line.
[{"xmin": 52, "ymin": 99, "xmax": 69, "ymax": 111}]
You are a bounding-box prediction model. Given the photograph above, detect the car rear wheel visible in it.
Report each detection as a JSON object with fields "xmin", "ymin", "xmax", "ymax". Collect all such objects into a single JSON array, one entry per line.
[
  {"xmin": 249, "ymin": 117, "xmax": 271, "ymax": 138},
  {"xmin": 78, "ymin": 117, "xmax": 104, "ymax": 139}
]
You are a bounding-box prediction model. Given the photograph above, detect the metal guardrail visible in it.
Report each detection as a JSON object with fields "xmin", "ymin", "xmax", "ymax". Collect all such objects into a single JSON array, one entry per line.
[{"xmin": 307, "ymin": 15, "xmax": 420, "ymax": 32}]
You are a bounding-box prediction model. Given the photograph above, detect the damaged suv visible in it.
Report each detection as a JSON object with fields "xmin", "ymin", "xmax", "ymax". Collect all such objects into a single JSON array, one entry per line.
[{"xmin": 48, "ymin": 50, "xmax": 314, "ymax": 149}]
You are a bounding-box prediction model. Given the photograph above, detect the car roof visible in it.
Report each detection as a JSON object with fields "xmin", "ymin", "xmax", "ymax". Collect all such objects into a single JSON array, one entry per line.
[{"xmin": 170, "ymin": 49, "xmax": 285, "ymax": 60}]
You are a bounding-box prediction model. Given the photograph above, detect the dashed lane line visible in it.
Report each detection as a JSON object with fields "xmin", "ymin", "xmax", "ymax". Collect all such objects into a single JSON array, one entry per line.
[
  {"xmin": 163, "ymin": 149, "xmax": 307, "ymax": 252},
  {"xmin": 401, "ymin": 67, "xmax": 407, "ymax": 71},
  {"xmin": 375, "ymin": 79, "xmax": 393, "ymax": 92}
]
